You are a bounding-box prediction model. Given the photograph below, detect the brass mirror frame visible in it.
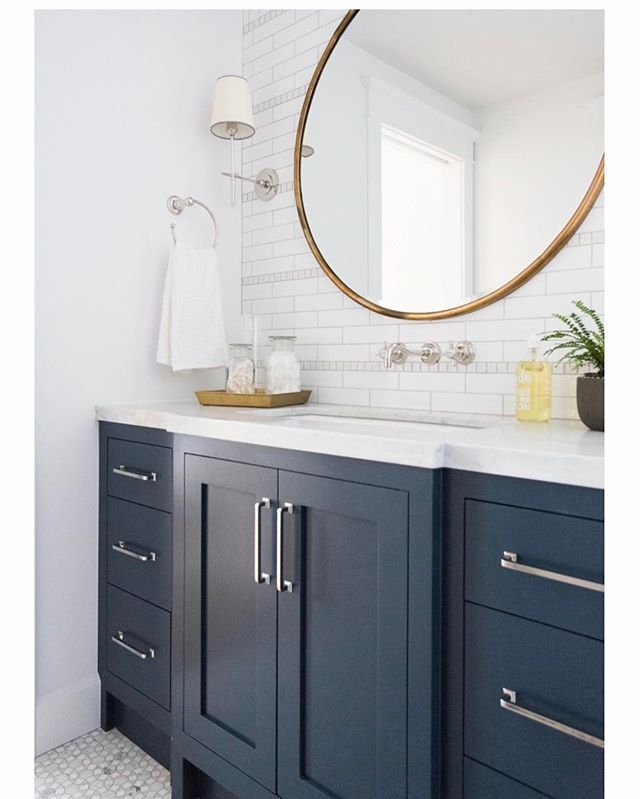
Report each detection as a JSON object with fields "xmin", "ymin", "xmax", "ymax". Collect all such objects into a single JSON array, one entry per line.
[{"xmin": 294, "ymin": 9, "xmax": 604, "ymax": 321}]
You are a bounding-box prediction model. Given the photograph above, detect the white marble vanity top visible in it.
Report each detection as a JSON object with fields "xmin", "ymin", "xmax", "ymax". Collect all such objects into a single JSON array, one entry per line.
[{"xmin": 95, "ymin": 401, "xmax": 604, "ymax": 489}]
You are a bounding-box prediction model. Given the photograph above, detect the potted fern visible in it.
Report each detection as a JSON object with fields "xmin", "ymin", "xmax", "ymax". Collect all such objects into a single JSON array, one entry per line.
[{"xmin": 541, "ymin": 300, "xmax": 604, "ymax": 431}]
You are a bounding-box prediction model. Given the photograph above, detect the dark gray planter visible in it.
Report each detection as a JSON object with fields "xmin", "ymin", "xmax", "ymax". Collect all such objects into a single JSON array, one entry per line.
[{"xmin": 576, "ymin": 374, "xmax": 604, "ymax": 431}]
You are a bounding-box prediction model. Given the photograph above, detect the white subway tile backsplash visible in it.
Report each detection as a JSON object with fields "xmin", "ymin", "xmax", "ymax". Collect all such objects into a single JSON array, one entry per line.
[
  {"xmin": 431, "ymin": 392, "xmax": 503, "ymax": 415},
  {"xmin": 317, "ymin": 308, "xmax": 371, "ymax": 327},
  {"xmin": 399, "ymin": 372, "xmax": 466, "ymax": 393},
  {"xmin": 344, "ymin": 371, "xmax": 399, "ymax": 390},
  {"xmin": 250, "ymin": 256, "xmax": 295, "ymax": 276},
  {"xmin": 317, "ymin": 343, "xmax": 371, "ymax": 361},
  {"xmin": 295, "ymin": 292, "xmax": 344, "ymax": 312},
  {"xmin": 273, "ymin": 46, "xmax": 321, "ymax": 81},
  {"xmin": 343, "ymin": 325, "xmax": 399, "ymax": 344},
  {"xmin": 399, "ymin": 321, "xmax": 466, "ymax": 342},
  {"xmin": 370, "ymin": 389, "xmax": 431, "ymax": 411},
  {"xmin": 504, "ymin": 293, "xmax": 590, "ymax": 320},
  {"xmin": 546, "ymin": 244, "xmax": 591, "ymax": 271},
  {"xmin": 273, "ymin": 12, "xmax": 319, "ymax": 48},
  {"xmin": 251, "ymin": 296, "xmax": 294, "ymax": 315},
  {"xmin": 546, "ymin": 268, "xmax": 604, "ymax": 294},
  {"xmin": 302, "ymin": 369, "xmax": 343, "ymax": 388},
  {"xmin": 252, "ymin": 223, "xmax": 295, "ymax": 245},
  {"xmin": 243, "ymin": 210, "xmax": 273, "ymax": 233},
  {"xmin": 465, "ymin": 373, "xmax": 516, "ymax": 395},
  {"xmin": 242, "ymin": 8, "xmax": 605, "ymax": 420},
  {"xmin": 250, "ymin": 10, "xmax": 296, "ymax": 44},
  {"xmin": 294, "ymin": 326, "xmax": 343, "ymax": 345},
  {"xmin": 272, "ymin": 277, "xmax": 318, "ymax": 297},
  {"xmin": 273, "ymin": 310, "xmax": 318, "ymax": 328},
  {"xmin": 592, "ymin": 243, "xmax": 604, "ymax": 268},
  {"xmin": 317, "ymin": 387, "xmax": 370, "ymax": 406}
]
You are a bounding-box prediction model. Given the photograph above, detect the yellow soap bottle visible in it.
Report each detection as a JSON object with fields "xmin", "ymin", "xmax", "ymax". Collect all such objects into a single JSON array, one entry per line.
[{"xmin": 515, "ymin": 334, "xmax": 551, "ymax": 422}]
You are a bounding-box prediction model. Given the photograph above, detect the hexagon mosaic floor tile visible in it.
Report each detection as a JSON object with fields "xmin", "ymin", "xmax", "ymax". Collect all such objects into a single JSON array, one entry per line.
[{"xmin": 35, "ymin": 728, "xmax": 171, "ymax": 798}]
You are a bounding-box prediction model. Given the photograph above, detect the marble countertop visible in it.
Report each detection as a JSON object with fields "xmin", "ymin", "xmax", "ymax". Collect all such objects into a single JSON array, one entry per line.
[{"xmin": 95, "ymin": 401, "xmax": 604, "ymax": 489}]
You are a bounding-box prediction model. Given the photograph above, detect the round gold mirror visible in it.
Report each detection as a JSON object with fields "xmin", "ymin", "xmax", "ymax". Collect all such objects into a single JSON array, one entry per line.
[{"xmin": 294, "ymin": 10, "xmax": 604, "ymax": 320}]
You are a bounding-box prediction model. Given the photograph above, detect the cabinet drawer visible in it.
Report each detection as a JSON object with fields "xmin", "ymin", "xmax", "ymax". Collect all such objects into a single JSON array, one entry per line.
[
  {"xmin": 465, "ymin": 500, "xmax": 603, "ymax": 639},
  {"xmin": 106, "ymin": 585, "xmax": 171, "ymax": 710},
  {"xmin": 107, "ymin": 438, "xmax": 172, "ymax": 512},
  {"xmin": 464, "ymin": 758, "xmax": 549, "ymax": 799},
  {"xmin": 465, "ymin": 603, "xmax": 603, "ymax": 799},
  {"xmin": 107, "ymin": 498, "xmax": 171, "ymax": 610}
]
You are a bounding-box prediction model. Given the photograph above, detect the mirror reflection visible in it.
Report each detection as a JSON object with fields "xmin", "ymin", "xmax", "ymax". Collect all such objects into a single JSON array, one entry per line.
[{"xmin": 300, "ymin": 10, "xmax": 604, "ymax": 315}]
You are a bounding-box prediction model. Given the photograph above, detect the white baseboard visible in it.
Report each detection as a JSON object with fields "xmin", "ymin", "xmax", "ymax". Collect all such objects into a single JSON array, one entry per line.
[{"xmin": 35, "ymin": 673, "xmax": 101, "ymax": 756}]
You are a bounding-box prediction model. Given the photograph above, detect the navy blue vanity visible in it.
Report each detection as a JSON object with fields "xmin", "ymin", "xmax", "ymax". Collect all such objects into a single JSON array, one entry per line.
[{"xmin": 98, "ymin": 421, "xmax": 604, "ymax": 799}]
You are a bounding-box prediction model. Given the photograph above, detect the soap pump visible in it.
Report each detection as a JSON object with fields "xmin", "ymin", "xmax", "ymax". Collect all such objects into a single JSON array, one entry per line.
[{"xmin": 515, "ymin": 332, "xmax": 552, "ymax": 422}]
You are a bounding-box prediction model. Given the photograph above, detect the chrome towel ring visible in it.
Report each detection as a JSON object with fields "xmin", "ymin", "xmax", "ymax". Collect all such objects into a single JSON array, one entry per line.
[{"xmin": 167, "ymin": 195, "xmax": 219, "ymax": 248}]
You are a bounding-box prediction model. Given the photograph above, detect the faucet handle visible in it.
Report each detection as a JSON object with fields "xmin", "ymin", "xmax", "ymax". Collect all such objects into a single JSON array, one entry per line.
[
  {"xmin": 446, "ymin": 340, "xmax": 476, "ymax": 365},
  {"xmin": 419, "ymin": 342, "xmax": 441, "ymax": 364},
  {"xmin": 378, "ymin": 342, "xmax": 409, "ymax": 368}
]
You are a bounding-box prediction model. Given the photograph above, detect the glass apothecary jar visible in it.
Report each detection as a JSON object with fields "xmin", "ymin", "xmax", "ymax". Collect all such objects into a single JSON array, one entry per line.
[
  {"xmin": 265, "ymin": 336, "xmax": 301, "ymax": 394},
  {"xmin": 226, "ymin": 343, "xmax": 255, "ymax": 394}
]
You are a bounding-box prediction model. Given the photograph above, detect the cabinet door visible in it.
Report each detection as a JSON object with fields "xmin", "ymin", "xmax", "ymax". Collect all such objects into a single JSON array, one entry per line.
[
  {"xmin": 277, "ymin": 471, "xmax": 409, "ymax": 799},
  {"xmin": 184, "ymin": 455, "xmax": 278, "ymax": 791}
]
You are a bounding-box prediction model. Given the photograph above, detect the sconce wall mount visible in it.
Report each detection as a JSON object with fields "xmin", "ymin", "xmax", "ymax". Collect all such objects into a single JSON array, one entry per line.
[{"xmin": 221, "ymin": 167, "xmax": 279, "ymax": 202}]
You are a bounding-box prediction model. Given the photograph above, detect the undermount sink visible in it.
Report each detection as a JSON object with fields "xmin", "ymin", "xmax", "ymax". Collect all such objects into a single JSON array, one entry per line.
[{"xmin": 262, "ymin": 407, "xmax": 489, "ymax": 432}]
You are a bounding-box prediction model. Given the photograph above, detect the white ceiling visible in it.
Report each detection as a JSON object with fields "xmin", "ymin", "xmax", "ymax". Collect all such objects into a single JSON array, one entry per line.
[{"xmin": 345, "ymin": 10, "xmax": 604, "ymax": 109}]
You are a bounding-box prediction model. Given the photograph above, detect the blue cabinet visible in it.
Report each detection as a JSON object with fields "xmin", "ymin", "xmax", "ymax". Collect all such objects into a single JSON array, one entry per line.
[
  {"xmin": 443, "ymin": 469, "xmax": 604, "ymax": 799},
  {"xmin": 276, "ymin": 471, "xmax": 409, "ymax": 799},
  {"xmin": 99, "ymin": 423, "xmax": 175, "ymax": 769},
  {"xmin": 98, "ymin": 424, "xmax": 604, "ymax": 799},
  {"xmin": 171, "ymin": 434, "xmax": 439, "ymax": 799},
  {"xmin": 183, "ymin": 456, "xmax": 278, "ymax": 791}
]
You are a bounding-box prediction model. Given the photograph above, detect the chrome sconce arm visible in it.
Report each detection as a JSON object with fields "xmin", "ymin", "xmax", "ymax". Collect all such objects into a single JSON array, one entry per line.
[{"xmin": 221, "ymin": 168, "xmax": 279, "ymax": 202}]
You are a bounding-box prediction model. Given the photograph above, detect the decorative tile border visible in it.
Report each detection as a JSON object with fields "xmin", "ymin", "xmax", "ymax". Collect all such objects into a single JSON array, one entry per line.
[
  {"xmin": 300, "ymin": 360, "xmax": 582, "ymax": 375},
  {"xmin": 243, "ymin": 10, "xmax": 287, "ymax": 35},
  {"xmin": 243, "ymin": 267, "xmax": 322, "ymax": 285},
  {"xmin": 253, "ymin": 85, "xmax": 308, "ymax": 114}
]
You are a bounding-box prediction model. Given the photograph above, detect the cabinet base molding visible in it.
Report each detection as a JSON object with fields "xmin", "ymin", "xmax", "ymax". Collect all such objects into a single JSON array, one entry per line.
[{"xmin": 171, "ymin": 734, "xmax": 276, "ymax": 799}]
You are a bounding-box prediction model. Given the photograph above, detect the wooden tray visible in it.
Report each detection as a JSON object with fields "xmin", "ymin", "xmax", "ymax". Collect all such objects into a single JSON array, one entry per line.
[{"xmin": 195, "ymin": 388, "xmax": 312, "ymax": 408}]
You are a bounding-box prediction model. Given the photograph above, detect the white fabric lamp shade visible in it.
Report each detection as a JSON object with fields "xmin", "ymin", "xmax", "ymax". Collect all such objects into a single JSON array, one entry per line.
[{"xmin": 210, "ymin": 75, "xmax": 255, "ymax": 140}]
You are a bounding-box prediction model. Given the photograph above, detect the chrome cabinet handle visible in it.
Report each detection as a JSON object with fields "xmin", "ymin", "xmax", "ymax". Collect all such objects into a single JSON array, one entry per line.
[
  {"xmin": 111, "ymin": 540, "xmax": 156, "ymax": 562},
  {"xmin": 500, "ymin": 688, "xmax": 603, "ymax": 749},
  {"xmin": 112, "ymin": 465, "xmax": 158, "ymax": 482},
  {"xmin": 111, "ymin": 630, "xmax": 155, "ymax": 660},
  {"xmin": 254, "ymin": 498, "xmax": 272, "ymax": 585},
  {"xmin": 276, "ymin": 503, "xmax": 294, "ymax": 593},
  {"xmin": 501, "ymin": 551, "xmax": 604, "ymax": 593}
]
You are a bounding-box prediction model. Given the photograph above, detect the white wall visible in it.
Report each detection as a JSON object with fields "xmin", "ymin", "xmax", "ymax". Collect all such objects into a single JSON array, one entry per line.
[
  {"xmin": 475, "ymin": 72, "xmax": 604, "ymax": 293},
  {"xmin": 35, "ymin": 10, "xmax": 242, "ymax": 753},
  {"xmin": 241, "ymin": 9, "xmax": 604, "ymax": 421}
]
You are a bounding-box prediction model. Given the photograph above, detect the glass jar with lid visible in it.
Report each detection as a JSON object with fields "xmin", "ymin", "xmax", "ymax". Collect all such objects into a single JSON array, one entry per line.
[
  {"xmin": 226, "ymin": 343, "xmax": 255, "ymax": 394},
  {"xmin": 265, "ymin": 336, "xmax": 301, "ymax": 394}
]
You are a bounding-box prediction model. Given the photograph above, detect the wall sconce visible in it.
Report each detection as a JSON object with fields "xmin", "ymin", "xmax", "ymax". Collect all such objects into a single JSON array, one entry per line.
[{"xmin": 210, "ymin": 74, "xmax": 280, "ymax": 205}]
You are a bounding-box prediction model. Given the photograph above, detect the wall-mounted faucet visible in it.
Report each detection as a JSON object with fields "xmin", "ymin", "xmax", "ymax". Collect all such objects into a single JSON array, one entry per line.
[
  {"xmin": 378, "ymin": 340, "xmax": 475, "ymax": 368},
  {"xmin": 444, "ymin": 340, "xmax": 476, "ymax": 365}
]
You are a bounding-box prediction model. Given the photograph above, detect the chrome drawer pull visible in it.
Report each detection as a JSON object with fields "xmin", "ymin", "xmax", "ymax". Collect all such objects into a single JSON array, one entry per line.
[
  {"xmin": 501, "ymin": 551, "xmax": 604, "ymax": 593},
  {"xmin": 276, "ymin": 503, "xmax": 294, "ymax": 593},
  {"xmin": 500, "ymin": 688, "xmax": 603, "ymax": 749},
  {"xmin": 112, "ymin": 541, "xmax": 156, "ymax": 562},
  {"xmin": 254, "ymin": 498, "xmax": 272, "ymax": 585},
  {"xmin": 112, "ymin": 465, "xmax": 158, "ymax": 482},
  {"xmin": 111, "ymin": 630, "xmax": 155, "ymax": 660}
]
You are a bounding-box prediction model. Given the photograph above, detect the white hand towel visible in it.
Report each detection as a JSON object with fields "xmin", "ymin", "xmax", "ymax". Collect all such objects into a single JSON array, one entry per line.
[{"xmin": 157, "ymin": 241, "xmax": 228, "ymax": 371}]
